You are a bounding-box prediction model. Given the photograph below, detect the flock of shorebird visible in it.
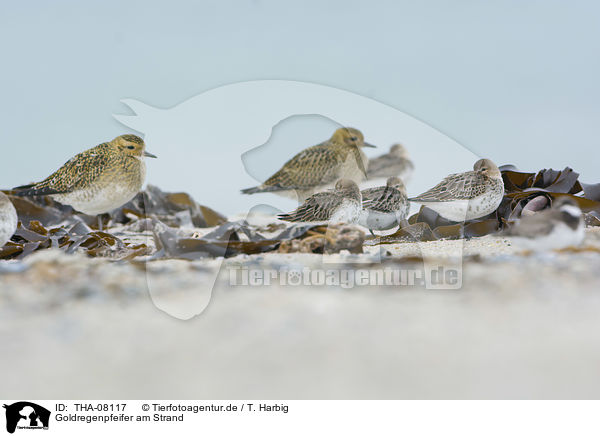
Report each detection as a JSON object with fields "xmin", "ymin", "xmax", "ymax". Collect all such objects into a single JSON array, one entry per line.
[{"xmin": 0, "ymin": 127, "xmax": 586, "ymax": 252}]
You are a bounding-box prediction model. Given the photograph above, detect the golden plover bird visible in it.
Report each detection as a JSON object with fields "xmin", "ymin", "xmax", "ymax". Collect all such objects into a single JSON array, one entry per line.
[
  {"xmin": 504, "ymin": 197, "xmax": 584, "ymax": 251},
  {"xmin": 0, "ymin": 192, "xmax": 18, "ymax": 247},
  {"xmin": 359, "ymin": 176, "xmax": 409, "ymax": 235},
  {"xmin": 408, "ymin": 158, "xmax": 504, "ymax": 222},
  {"xmin": 13, "ymin": 134, "xmax": 156, "ymax": 216},
  {"xmin": 366, "ymin": 143, "xmax": 414, "ymax": 185},
  {"xmin": 277, "ymin": 179, "xmax": 362, "ymax": 224},
  {"xmin": 242, "ymin": 127, "xmax": 375, "ymax": 202}
]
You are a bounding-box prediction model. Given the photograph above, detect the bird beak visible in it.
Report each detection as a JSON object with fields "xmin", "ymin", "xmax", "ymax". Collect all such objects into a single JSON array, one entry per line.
[
  {"xmin": 144, "ymin": 151, "xmax": 157, "ymax": 158},
  {"xmin": 363, "ymin": 142, "xmax": 377, "ymax": 148}
]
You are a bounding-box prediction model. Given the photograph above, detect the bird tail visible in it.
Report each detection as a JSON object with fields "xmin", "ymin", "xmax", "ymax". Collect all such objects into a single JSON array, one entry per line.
[
  {"xmin": 12, "ymin": 184, "xmax": 64, "ymax": 197},
  {"xmin": 241, "ymin": 184, "xmax": 284, "ymax": 195},
  {"xmin": 277, "ymin": 213, "xmax": 296, "ymax": 222}
]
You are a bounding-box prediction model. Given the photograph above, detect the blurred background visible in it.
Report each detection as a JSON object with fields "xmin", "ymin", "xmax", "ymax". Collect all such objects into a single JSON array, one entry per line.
[{"xmin": 1, "ymin": 1, "xmax": 599, "ymax": 215}]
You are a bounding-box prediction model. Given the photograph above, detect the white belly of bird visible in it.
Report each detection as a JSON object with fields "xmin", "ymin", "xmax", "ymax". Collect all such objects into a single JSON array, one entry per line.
[
  {"xmin": 509, "ymin": 222, "xmax": 585, "ymax": 252},
  {"xmin": 358, "ymin": 209, "xmax": 399, "ymax": 230},
  {"xmin": 329, "ymin": 199, "xmax": 361, "ymax": 224},
  {"xmin": 0, "ymin": 204, "xmax": 18, "ymax": 247},
  {"xmin": 420, "ymin": 192, "xmax": 502, "ymax": 222},
  {"xmin": 54, "ymin": 183, "xmax": 141, "ymax": 216}
]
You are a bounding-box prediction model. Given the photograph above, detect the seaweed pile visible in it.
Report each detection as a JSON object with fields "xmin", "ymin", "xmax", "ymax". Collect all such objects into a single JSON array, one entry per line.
[
  {"xmin": 0, "ymin": 185, "xmax": 360, "ymax": 260},
  {"xmin": 2, "ymin": 166, "xmax": 600, "ymax": 260},
  {"xmin": 0, "ymin": 185, "xmax": 227, "ymax": 260},
  {"xmin": 369, "ymin": 166, "xmax": 600, "ymax": 245}
]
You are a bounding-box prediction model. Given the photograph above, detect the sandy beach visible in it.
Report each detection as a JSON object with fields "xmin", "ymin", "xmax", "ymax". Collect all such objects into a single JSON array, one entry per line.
[{"xmin": 2, "ymin": 226, "xmax": 600, "ymax": 399}]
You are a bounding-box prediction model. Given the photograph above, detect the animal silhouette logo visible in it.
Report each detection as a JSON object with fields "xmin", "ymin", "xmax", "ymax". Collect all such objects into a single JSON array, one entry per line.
[
  {"xmin": 3, "ymin": 402, "xmax": 50, "ymax": 433},
  {"xmin": 114, "ymin": 80, "xmax": 473, "ymax": 319}
]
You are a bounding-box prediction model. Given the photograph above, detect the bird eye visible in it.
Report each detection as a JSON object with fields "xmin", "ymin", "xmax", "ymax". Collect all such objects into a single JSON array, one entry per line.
[
  {"xmin": 126, "ymin": 145, "xmax": 135, "ymax": 150},
  {"xmin": 350, "ymin": 136, "xmax": 357, "ymax": 141}
]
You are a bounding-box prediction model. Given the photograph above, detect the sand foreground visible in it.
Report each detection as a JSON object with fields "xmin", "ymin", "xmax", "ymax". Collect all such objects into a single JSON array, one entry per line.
[{"xmin": 1, "ymin": 228, "xmax": 600, "ymax": 398}]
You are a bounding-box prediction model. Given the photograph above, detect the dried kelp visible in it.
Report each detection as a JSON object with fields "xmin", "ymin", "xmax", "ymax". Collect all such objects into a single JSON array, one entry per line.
[
  {"xmin": 0, "ymin": 219, "xmax": 150, "ymax": 260},
  {"xmin": 370, "ymin": 166, "xmax": 600, "ymax": 245},
  {"xmin": 278, "ymin": 224, "xmax": 365, "ymax": 254},
  {"xmin": 1, "ymin": 182, "xmax": 365, "ymax": 260},
  {"xmin": 110, "ymin": 185, "xmax": 226, "ymax": 228},
  {"xmin": 2, "ymin": 166, "xmax": 599, "ymax": 259},
  {"xmin": 150, "ymin": 220, "xmax": 362, "ymax": 260},
  {"xmin": 0, "ymin": 185, "xmax": 225, "ymax": 260}
]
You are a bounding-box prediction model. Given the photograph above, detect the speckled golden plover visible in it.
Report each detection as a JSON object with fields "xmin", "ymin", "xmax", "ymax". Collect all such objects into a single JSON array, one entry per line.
[
  {"xmin": 0, "ymin": 192, "xmax": 18, "ymax": 247},
  {"xmin": 242, "ymin": 127, "xmax": 375, "ymax": 202},
  {"xmin": 14, "ymin": 134, "xmax": 156, "ymax": 216},
  {"xmin": 409, "ymin": 158, "xmax": 504, "ymax": 222},
  {"xmin": 504, "ymin": 197, "xmax": 584, "ymax": 251},
  {"xmin": 367, "ymin": 143, "xmax": 414, "ymax": 185},
  {"xmin": 359, "ymin": 176, "xmax": 409, "ymax": 235},
  {"xmin": 277, "ymin": 179, "xmax": 362, "ymax": 224}
]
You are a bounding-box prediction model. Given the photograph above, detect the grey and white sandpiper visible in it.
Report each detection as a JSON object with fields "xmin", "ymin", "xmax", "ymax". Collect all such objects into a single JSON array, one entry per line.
[
  {"xmin": 408, "ymin": 158, "xmax": 504, "ymax": 222},
  {"xmin": 504, "ymin": 196, "xmax": 585, "ymax": 251},
  {"xmin": 277, "ymin": 179, "xmax": 362, "ymax": 224},
  {"xmin": 366, "ymin": 143, "xmax": 414, "ymax": 186},
  {"xmin": 359, "ymin": 176, "xmax": 409, "ymax": 235},
  {"xmin": 242, "ymin": 127, "xmax": 375, "ymax": 202},
  {"xmin": 0, "ymin": 192, "xmax": 18, "ymax": 248},
  {"xmin": 13, "ymin": 134, "xmax": 156, "ymax": 216}
]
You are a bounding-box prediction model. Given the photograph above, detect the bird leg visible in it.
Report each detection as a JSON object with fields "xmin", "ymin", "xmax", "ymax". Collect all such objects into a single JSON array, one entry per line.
[{"xmin": 96, "ymin": 213, "xmax": 110, "ymax": 232}]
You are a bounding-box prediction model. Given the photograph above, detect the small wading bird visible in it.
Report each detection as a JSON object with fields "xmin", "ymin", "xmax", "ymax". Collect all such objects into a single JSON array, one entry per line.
[
  {"xmin": 366, "ymin": 143, "xmax": 414, "ymax": 186},
  {"xmin": 277, "ymin": 179, "xmax": 362, "ymax": 224},
  {"xmin": 409, "ymin": 158, "xmax": 504, "ymax": 222},
  {"xmin": 13, "ymin": 134, "xmax": 156, "ymax": 216},
  {"xmin": 0, "ymin": 192, "xmax": 18, "ymax": 247},
  {"xmin": 359, "ymin": 176, "xmax": 409, "ymax": 236},
  {"xmin": 242, "ymin": 127, "xmax": 375, "ymax": 202},
  {"xmin": 504, "ymin": 196, "xmax": 585, "ymax": 251}
]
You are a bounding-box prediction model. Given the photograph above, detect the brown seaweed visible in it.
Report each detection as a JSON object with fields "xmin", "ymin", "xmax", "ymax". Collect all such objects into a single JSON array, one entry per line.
[
  {"xmin": 109, "ymin": 185, "xmax": 227, "ymax": 228},
  {"xmin": 369, "ymin": 165, "xmax": 600, "ymax": 245},
  {"xmin": 1, "ymin": 166, "xmax": 599, "ymax": 261},
  {"xmin": 150, "ymin": 220, "xmax": 360, "ymax": 259},
  {"xmin": 0, "ymin": 185, "xmax": 225, "ymax": 260}
]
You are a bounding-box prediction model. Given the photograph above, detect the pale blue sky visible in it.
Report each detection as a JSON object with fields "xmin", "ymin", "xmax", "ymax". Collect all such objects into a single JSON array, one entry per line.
[{"xmin": 1, "ymin": 1, "xmax": 599, "ymax": 214}]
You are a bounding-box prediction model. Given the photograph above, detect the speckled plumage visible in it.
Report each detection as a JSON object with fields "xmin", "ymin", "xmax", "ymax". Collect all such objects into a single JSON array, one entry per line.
[
  {"xmin": 408, "ymin": 158, "xmax": 504, "ymax": 222},
  {"xmin": 278, "ymin": 179, "xmax": 362, "ymax": 224},
  {"xmin": 13, "ymin": 134, "xmax": 156, "ymax": 215},
  {"xmin": 242, "ymin": 127, "xmax": 375, "ymax": 201},
  {"xmin": 0, "ymin": 192, "xmax": 18, "ymax": 247},
  {"xmin": 366, "ymin": 143, "xmax": 414, "ymax": 184},
  {"xmin": 359, "ymin": 177, "xmax": 409, "ymax": 232}
]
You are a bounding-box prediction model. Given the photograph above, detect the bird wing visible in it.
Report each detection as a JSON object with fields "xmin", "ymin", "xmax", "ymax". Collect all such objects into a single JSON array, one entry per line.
[
  {"xmin": 278, "ymin": 191, "xmax": 343, "ymax": 222},
  {"xmin": 410, "ymin": 171, "xmax": 487, "ymax": 202},
  {"xmin": 263, "ymin": 144, "xmax": 344, "ymax": 190},
  {"xmin": 14, "ymin": 144, "xmax": 111, "ymax": 196},
  {"xmin": 367, "ymin": 155, "xmax": 410, "ymax": 178},
  {"xmin": 365, "ymin": 155, "xmax": 389, "ymax": 176},
  {"xmin": 362, "ymin": 186, "xmax": 405, "ymax": 212}
]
